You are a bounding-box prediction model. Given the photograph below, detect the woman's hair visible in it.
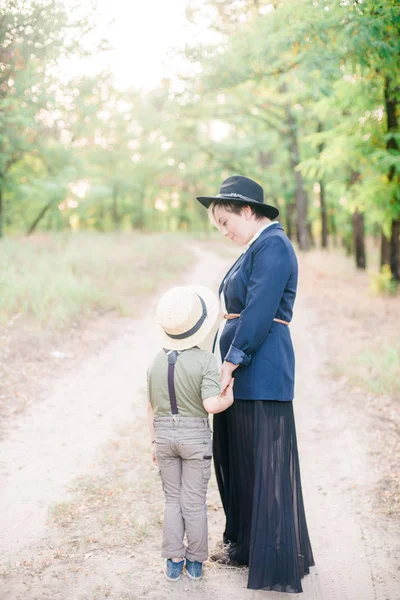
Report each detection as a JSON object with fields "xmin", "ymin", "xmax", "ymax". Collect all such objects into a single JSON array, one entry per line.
[{"xmin": 208, "ymin": 199, "xmax": 267, "ymax": 224}]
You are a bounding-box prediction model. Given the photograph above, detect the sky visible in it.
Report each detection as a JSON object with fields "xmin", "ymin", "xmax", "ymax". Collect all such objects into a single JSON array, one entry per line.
[{"xmin": 66, "ymin": 0, "xmax": 210, "ymax": 90}]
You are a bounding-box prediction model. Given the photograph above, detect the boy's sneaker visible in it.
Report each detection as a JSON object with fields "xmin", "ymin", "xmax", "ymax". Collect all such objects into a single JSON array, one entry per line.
[
  {"xmin": 186, "ymin": 559, "xmax": 203, "ymax": 580},
  {"xmin": 163, "ymin": 558, "xmax": 184, "ymax": 582}
]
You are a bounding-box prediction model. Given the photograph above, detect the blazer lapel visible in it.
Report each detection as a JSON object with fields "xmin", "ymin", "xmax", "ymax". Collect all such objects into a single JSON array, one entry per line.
[
  {"xmin": 219, "ymin": 252, "xmax": 245, "ymax": 295},
  {"xmin": 218, "ymin": 224, "xmax": 284, "ymax": 294}
]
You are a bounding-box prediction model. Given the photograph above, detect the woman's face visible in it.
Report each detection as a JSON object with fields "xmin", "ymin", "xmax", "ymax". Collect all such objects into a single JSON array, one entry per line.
[{"xmin": 213, "ymin": 205, "xmax": 254, "ymax": 246}]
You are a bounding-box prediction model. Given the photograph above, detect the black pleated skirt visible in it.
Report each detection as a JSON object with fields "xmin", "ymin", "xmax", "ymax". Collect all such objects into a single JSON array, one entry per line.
[{"xmin": 213, "ymin": 399, "xmax": 314, "ymax": 593}]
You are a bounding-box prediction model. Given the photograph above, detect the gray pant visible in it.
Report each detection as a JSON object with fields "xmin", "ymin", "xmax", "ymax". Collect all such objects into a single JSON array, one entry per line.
[{"xmin": 154, "ymin": 415, "xmax": 212, "ymax": 562}]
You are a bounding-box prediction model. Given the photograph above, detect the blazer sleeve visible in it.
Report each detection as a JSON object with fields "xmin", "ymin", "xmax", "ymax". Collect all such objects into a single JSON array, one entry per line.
[{"xmin": 224, "ymin": 236, "xmax": 292, "ymax": 366}]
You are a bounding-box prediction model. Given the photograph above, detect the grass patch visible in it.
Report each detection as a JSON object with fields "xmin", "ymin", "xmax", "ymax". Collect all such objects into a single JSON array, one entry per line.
[
  {"xmin": 353, "ymin": 344, "xmax": 400, "ymax": 396},
  {"xmin": 51, "ymin": 480, "xmax": 149, "ymax": 540},
  {"xmin": 0, "ymin": 232, "xmax": 195, "ymax": 326},
  {"xmin": 369, "ymin": 265, "xmax": 398, "ymax": 297},
  {"xmin": 341, "ymin": 344, "xmax": 400, "ymax": 397}
]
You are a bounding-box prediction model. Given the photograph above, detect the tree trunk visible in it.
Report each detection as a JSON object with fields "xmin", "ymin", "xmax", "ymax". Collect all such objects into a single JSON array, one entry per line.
[
  {"xmin": 317, "ymin": 124, "xmax": 328, "ymax": 248},
  {"xmin": 390, "ymin": 220, "xmax": 400, "ymax": 282},
  {"xmin": 320, "ymin": 179, "xmax": 328, "ymax": 248},
  {"xmin": 384, "ymin": 77, "xmax": 400, "ymax": 281},
  {"xmin": 132, "ymin": 187, "xmax": 146, "ymax": 230},
  {"xmin": 348, "ymin": 171, "xmax": 365, "ymax": 267},
  {"xmin": 258, "ymin": 150, "xmax": 272, "ymax": 169},
  {"xmin": 384, "ymin": 77, "xmax": 398, "ymax": 180},
  {"xmin": 329, "ymin": 210, "xmax": 337, "ymax": 247},
  {"xmin": 0, "ymin": 182, "xmax": 3, "ymax": 238},
  {"xmin": 307, "ymin": 222, "xmax": 315, "ymax": 248},
  {"xmin": 286, "ymin": 107, "xmax": 309, "ymax": 250},
  {"xmin": 286, "ymin": 201, "xmax": 295, "ymax": 241},
  {"xmin": 27, "ymin": 200, "xmax": 54, "ymax": 235},
  {"xmin": 352, "ymin": 210, "xmax": 366, "ymax": 269},
  {"xmin": 112, "ymin": 183, "xmax": 119, "ymax": 228},
  {"xmin": 380, "ymin": 232, "xmax": 391, "ymax": 267}
]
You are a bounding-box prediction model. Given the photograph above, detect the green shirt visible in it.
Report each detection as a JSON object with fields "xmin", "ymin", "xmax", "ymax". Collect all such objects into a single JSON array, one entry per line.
[{"xmin": 147, "ymin": 347, "xmax": 221, "ymax": 418}]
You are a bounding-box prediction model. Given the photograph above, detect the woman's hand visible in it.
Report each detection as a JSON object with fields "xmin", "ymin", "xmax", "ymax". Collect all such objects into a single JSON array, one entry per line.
[
  {"xmin": 222, "ymin": 377, "xmax": 234, "ymax": 406},
  {"xmin": 220, "ymin": 361, "xmax": 239, "ymax": 394}
]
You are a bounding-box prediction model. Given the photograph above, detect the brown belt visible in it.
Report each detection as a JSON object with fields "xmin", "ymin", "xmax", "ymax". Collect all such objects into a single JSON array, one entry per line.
[{"xmin": 224, "ymin": 313, "xmax": 290, "ymax": 326}]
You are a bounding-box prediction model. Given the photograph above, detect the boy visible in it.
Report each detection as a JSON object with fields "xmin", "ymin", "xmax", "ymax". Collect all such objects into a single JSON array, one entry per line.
[{"xmin": 147, "ymin": 285, "xmax": 234, "ymax": 582}]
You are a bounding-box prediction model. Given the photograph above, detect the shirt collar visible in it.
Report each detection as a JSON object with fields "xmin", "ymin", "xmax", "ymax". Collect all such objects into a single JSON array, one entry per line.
[{"xmin": 244, "ymin": 221, "xmax": 280, "ymax": 252}]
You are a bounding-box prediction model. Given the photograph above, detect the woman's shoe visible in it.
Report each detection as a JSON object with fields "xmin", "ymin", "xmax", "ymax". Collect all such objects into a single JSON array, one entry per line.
[
  {"xmin": 163, "ymin": 558, "xmax": 184, "ymax": 581},
  {"xmin": 209, "ymin": 548, "xmax": 238, "ymax": 566},
  {"xmin": 186, "ymin": 559, "xmax": 203, "ymax": 580}
]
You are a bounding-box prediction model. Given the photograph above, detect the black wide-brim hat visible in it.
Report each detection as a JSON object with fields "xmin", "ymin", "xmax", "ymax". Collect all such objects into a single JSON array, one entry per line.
[{"xmin": 196, "ymin": 175, "xmax": 279, "ymax": 220}]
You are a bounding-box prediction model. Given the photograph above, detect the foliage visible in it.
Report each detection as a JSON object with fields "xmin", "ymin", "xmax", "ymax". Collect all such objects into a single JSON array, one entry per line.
[
  {"xmin": 0, "ymin": 0, "xmax": 399, "ymax": 268},
  {"xmin": 369, "ymin": 264, "xmax": 398, "ymax": 296},
  {"xmin": 0, "ymin": 0, "xmax": 99, "ymax": 235}
]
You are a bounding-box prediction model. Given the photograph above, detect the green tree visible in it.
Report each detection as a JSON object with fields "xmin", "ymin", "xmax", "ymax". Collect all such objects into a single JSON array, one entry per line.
[{"xmin": 0, "ymin": 0, "xmax": 94, "ymax": 236}]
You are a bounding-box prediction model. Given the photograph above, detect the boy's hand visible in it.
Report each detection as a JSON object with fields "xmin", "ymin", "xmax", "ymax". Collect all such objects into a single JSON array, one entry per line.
[{"xmin": 151, "ymin": 443, "xmax": 157, "ymax": 466}]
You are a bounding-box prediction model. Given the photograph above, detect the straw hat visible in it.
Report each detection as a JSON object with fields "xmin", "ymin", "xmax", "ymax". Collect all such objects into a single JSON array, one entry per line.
[{"xmin": 156, "ymin": 285, "xmax": 220, "ymax": 351}]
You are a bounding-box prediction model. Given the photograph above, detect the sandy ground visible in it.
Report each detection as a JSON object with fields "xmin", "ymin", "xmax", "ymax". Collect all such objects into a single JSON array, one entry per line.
[{"xmin": 0, "ymin": 246, "xmax": 399, "ymax": 600}]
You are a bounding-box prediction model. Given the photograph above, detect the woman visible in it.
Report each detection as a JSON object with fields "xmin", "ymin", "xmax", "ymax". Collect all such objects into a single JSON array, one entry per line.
[{"xmin": 196, "ymin": 175, "xmax": 314, "ymax": 593}]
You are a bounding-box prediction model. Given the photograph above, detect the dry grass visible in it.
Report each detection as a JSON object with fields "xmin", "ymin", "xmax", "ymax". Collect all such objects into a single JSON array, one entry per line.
[
  {"xmin": 299, "ymin": 247, "xmax": 399, "ymax": 398},
  {"xmin": 0, "ymin": 390, "xmax": 229, "ymax": 597},
  {"xmin": 0, "ymin": 232, "xmax": 197, "ymax": 432},
  {"xmin": 299, "ymin": 246, "xmax": 400, "ymax": 516},
  {"xmin": 50, "ymin": 425, "xmax": 161, "ymax": 548},
  {"xmin": 344, "ymin": 344, "xmax": 400, "ymax": 397},
  {"xmin": 0, "ymin": 232, "xmax": 196, "ymax": 326},
  {"xmin": 1, "ymin": 412, "xmax": 164, "ymax": 585}
]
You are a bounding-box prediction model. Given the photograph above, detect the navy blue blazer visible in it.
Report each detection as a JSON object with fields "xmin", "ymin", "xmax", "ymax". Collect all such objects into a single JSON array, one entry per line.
[{"xmin": 218, "ymin": 223, "xmax": 298, "ymax": 401}]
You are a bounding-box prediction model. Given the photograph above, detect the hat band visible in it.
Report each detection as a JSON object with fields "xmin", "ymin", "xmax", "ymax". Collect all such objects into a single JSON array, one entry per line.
[
  {"xmin": 217, "ymin": 192, "xmax": 259, "ymax": 204},
  {"xmin": 166, "ymin": 295, "xmax": 207, "ymax": 340}
]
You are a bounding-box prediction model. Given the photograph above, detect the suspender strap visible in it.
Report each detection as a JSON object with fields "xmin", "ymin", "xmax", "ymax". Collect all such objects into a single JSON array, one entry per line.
[{"xmin": 166, "ymin": 350, "xmax": 179, "ymax": 415}]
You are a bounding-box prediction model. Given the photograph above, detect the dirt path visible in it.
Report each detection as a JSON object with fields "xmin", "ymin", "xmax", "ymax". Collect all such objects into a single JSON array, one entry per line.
[{"xmin": 1, "ymin": 247, "xmax": 399, "ymax": 600}]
